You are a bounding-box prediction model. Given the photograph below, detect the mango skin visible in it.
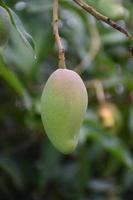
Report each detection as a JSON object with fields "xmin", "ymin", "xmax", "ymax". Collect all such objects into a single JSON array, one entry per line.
[
  {"xmin": 41, "ymin": 69, "xmax": 88, "ymax": 154},
  {"xmin": 0, "ymin": 6, "xmax": 11, "ymax": 47}
]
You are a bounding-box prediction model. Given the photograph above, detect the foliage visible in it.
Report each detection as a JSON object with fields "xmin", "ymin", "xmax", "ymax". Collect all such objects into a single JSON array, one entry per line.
[{"xmin": 0, "ymin": 0, "xmax": 133, "ymax": 199}]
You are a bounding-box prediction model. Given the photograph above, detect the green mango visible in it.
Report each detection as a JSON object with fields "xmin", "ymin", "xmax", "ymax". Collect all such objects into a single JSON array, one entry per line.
[
  {"xmin": 41, "ymin": 69, "xmax": 88, "ymax": 154},
  {"xmin": 0, "ymin": 6, "xmax": 11, "ymax": 47}
]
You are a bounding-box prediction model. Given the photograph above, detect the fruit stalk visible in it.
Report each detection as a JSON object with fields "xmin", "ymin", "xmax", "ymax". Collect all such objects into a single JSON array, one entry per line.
[{"xmin": 53, "ymin": 0, "xmax": 66, "ymax": 69}]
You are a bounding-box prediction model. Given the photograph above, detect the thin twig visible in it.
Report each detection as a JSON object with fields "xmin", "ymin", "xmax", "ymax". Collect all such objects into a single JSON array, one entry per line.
[
  {"xmin": 85, "ymin": 80, "xmax": 106, "ymax": 105},
  {"xmin": 73, "ymin": 0, "xmax": 133, "ymax": 39},
  {"xmin": 53, "ymin": 0, "xmax": 66, "ymax": 68}
]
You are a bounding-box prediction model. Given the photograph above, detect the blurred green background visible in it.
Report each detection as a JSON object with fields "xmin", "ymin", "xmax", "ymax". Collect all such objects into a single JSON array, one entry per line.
[{"xmin": 0, "ymin": 0, "xmax": 133, "ymax": 199}]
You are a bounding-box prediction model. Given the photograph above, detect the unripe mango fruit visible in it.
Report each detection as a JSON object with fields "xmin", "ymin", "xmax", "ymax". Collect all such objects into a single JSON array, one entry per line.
[
  {"xmin": 0, "ymin": 6, "xmax": 11, "ymax": 47},
  {"xmin": 41, "ymin": 69, "xmax": 88, "ymax": 154}
]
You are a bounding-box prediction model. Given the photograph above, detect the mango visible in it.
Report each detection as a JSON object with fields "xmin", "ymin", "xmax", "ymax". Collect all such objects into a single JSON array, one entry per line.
[
  {"xmin": 41, "ymin": 69, "xmax": 88, "ymax": 154},
  {"xmin": 0, "ymin": 6, "xmax": 11, "ymax": 47}
]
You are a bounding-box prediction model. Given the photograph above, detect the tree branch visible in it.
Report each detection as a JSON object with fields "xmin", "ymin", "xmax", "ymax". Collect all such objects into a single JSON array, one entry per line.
[
  {"xmin": 73, "ymin": 0, "xmax": 132, "ymax": 39},
  {"xmin": 53, "ymin": 0, "xmax": 66, "ymax": 68}
]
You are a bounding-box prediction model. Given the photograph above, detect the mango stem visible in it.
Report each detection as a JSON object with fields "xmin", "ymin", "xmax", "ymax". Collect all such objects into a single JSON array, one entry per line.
[{"xmin": 53, "ymin": 0, "xmax": 66, "ymax": 69}]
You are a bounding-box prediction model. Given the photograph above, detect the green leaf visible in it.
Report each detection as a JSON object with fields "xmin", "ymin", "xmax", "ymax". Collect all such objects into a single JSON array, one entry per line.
[
  {"xmin": 10, "ymin": 9, "xmax": 36, "ymax": 58},
  {"xmin": 0, "ymin": 55, "xmax": 25, "ymax": 96},
  {"xmin": 0, "ymin": 0, "xmax": 14, "ymax": 25},
  {"xmin": 0, "ymin": 0, "xmax": 36, "ymax": 57}
]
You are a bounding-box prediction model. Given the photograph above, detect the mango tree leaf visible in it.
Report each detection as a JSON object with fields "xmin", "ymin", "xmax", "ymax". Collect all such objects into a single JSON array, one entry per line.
[
  {"xmin": 0, "ymin": 55, "xmax": 25, "ymax": 96},
  {"xmin": 0, "ymin": 0, "xmax": 36, "ymax": 57},
  {"xmin": 0, "ymin": 0, "xmax": 14, "ymax": 24}
]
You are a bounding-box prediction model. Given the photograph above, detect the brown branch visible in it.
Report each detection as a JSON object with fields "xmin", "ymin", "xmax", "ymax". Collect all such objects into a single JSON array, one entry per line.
[
  {"xmin": 73, "ymin": 0, "xmax": 132, "ymax": 39},
  {"xmin": 53, "ymin": 0, "xmax": 66, "ymax": 68}
]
